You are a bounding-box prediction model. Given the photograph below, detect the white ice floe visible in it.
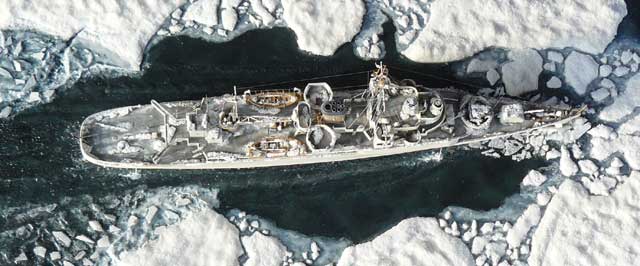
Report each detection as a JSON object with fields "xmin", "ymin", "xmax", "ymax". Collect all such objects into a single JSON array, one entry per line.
[
  {"xmin": 529, "ymin": 173, "xmax": 640, "ymax": 266},
  {"xmin": 337, "ymin": 218, "xmax": 474, "ymax": 266},
  {"xmin": 249, "ymin": 0, "xmax": 276, "ymax": 26},
  {"xmin": 183, "ymin": 0, "xmax": 220, "ymax": 27},
  {"xmin": 590, "ymin": 87, "xmax": 610, "ymax": 102},
  {"xmin": 588, "ymin": 124, "xmax": 616, "ymax": 139},
  {"xmin": 613, "ymin": 66, "xmax": 630, "ymax": 77},
  {"xmin": 242, "ymin": 232, "xmax": 288, "ymax": 266},
  {"xmin": 578, "ymin": 159, "xmax": 599, "ymax": 175},
  {"xmin": 546, "ymin": 76, "xmax": 562, "ymax": 89},
  {"xmin": 0, "ymin": 0, "xmax": 188, "ymax": 70},
  {"xmin": 34, "ymin": 245, "xmax": 46, "ymax": 258},
  {"xmin": 618, "ymin": 114, "xmax": 640, "ymax": 135},
  {"xmin": 590, "ymin": 134, "xmax": 640, "ymax": 170},
  {"xmin": 486, "ymin": 69, "xmax": 500, "ymax": 86},
  {"xmin": 559, "ymin": 145, "xmax": 578, "ymax": 177},
  {"xmin": 564, "ymin": 51, "xmax": 599, "ymax": 95},
  {"xmin": 401, "ymin": 0, "xmax": 626, "ymax": 63},
  {"xmin": 52, "ymin": 231, "xmax": 72, "ymax": 247},
  {"xmin": 522, "ymin": 170, "xmax": 547, "ymax": 187},
  {"xmin": 506, "ymin": 205, "xmax": 541, "ymax": 248},
  {"xmin": 118, "ymin": 209, "xmax": 243, "ymax": 266},
  {"xmin": 599, "ymin": 73, "xmax": 640, "ymax": 122},
  {"xmin": 501, "ymin": 49, "xmax": 543, "ymax": 96},
  {"xmin": 282, "ymin": 0, "xmax": 365, "ymax": 56},
  {"xmin": 599, "ymin": 64, "xmax": 613, "ymax": 77},
  {"xmin": 466, "ymin": 59, "xmax": 499, "ymax": 74},
  {"xmin": 547, "ymin": 51, "xmax": 564, "ymax": 63}
]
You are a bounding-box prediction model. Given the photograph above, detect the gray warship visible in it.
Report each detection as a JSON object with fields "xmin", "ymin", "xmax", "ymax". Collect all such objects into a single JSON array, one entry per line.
[{"xmin": 79, "ymin": 64, "xmax": 584, "ymax": 169}]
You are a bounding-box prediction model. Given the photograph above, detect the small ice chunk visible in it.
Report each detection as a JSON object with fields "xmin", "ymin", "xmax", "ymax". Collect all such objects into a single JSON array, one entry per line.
[
  {"xmin": 600, "ymin": 65, "xmax": 613, "ymax": 77},
  {"xmin": 250, "ymin": 220, "xmax": 260, "ymax": 229},
  {"xmin": 536, "ymin": 192, "xmax": 551, "ymax": 206},
  {"xmin": 108, "ymin": 225, "xmax": 121, "ymax": 234},
  {"xmin": 522, "ymin": 170, "xmax": 547, "ymax": 187},
  {"xmin": 34, "ymin": 246, "xmax": 47, "ymax": 258},
  {"xmin": 76, "ymin": 234, "xmax": 94, "ymax": 244},
  {"xmin": 52, "ymin": 231, "xmax": 72, "ymax": 247},
  {"xmin": 564, "ymin": 51, "xmax": 599, "ymax": 95},
  {"xmin": 168, "ymin": 24, "xmax": 184, "ymax": 34},
  {"xmin": 546, "ymin": 76, "xmax": 562, "ymax": 89},
  {"xmin": 127, "ymin": 215, "xmax": 139, "ymax": 227},
  {"xmin": 241, "ymin": 231, "xmax": 288, "ymax": 266},
  {"xmin": 614, "ymin": 66, "xmax": 630, "ymax": 77},
  {"xmin": 467, "ymin": 58, "xmax": 499, "ymax": 73},
  {"xmin": 600, "ymin": 78, "xmax": 616, "ymax": 89},
  {"xmin": 15, "ymin": 251, "xmax": 27, "ymax": 263},
  {"xmin": 486, "ymin": 69, "xmax": 500, "ymax": 86},
  {"xmin": 221, "ymin": 8, "xmax": 238, "ymax": 31},
  {"xmin": 50, "ymin": 251, "xmax": 61, "ymax": 261},
  {"xmin": 96, "ymin": 236, "xmax": 110, "ymax": 248},
  {"xmin": 621, "ymin": 50, "xmax": 633, "ymax": 64},
  {"xmin": 0, "ymin": 106, "xmax": 12, "ymax": 118},
  {"xmin": 485, "ymin": 242, "xmax": 508, "ymax": 265},
  {"xmin": 501, "ymin": 49, "xmax": 543, "ymax": 96},
  {"xmin": 146, "ymin": 206, "xmax": 158, "ymax": 224},
  {"xmin": 171, "ymin": 8, "xmax": 183, "ymax": 19},
  {"xmin": 12, "ymin": 60, "xmax": 22, "ymax": 72},
  {"xmin": 560, "ymin": 146, "xmax": 578, "ymax": 177},
  {"xmin": 480, "ymin": 222, "xmax": 494, "ymax": 235},
  {"xmin": 547, "ymin": 51, "xmax": 564, "ymax": 63},
  {"xmin": 610, "ymin": 157, "xmax": 625, "ymax": 168},
  {"xmin": 443, "ymin": 210, "xmax": 452, "ymax": 220},
  {"xmin": 88, "ymin": 220, "xmax": 103, "ymax": 232},
  {"xmin": 588, "ymin": 124, "xmax": 616, "ymax": 140},
  {"xmin": 579, "ymin": 159, "xmax": 599, "ymax": 175},
  {"xmin": 176, "ymin": 197, "xmax": 191, "ymax": 206},
  {"xmin": 506, "ymin": 205, "xmax": 541, "ymax": 248},
  {"xmin": 310, "ymin": 241, "xmax": 321, "ymax": 260},
  {"xmin": 543, "ymin": 62, "xmax": 556, "ymax": 72},
  {"xmin": 471, "ymin": 236, "xmax": 488, "ymax": 254},
  {"xmin": 590, "ymin": 88, "xmax": 610, "ymax": 102}
]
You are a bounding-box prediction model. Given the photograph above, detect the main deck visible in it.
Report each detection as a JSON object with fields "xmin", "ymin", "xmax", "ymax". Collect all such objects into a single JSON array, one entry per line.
[{"xmin": 79, "ymin": 66, "xmax": 583, "ymax": 169}]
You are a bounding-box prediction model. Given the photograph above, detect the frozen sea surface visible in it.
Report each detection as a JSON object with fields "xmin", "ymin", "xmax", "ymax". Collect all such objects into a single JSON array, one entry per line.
[{"xmin": 2, "ymin": 0, "xmax": 640, "ymax": 265}]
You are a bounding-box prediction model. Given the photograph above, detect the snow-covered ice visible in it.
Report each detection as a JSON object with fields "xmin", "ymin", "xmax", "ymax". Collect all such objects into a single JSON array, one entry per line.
[
  {"xmin": 401, "ymin": 0, "xmax": 626, "ymax": 63},
  {"xmin": 337, "ymin": 218, "xmax": 474, "ymax": 266},
  {"xmin": 600, "ymin": 64, "xmax": 613, "ymax": 77},
  {"xmin": 522, "ymin": 170, "xmax": 547, "ymax": 187},
  {"xmin": 118, "ymin": 209, "xmax": 243, "ymax": 266},
  {"xmin": 501, "ymin": 49, "xmax": 543, "ymax": 96},
  {"xmin": 529, "ymin": 173, "xmax": 640, "ymax": 266},
  {"xmin": 599, "ymin": 74, "xmax": 640, "ymax": 122},
  {"xmin": 242, "ymin": 232, "xmax": 288, "ymax": 266},
  {"xmin": 506, "ymin": 205, "xmax": 541, "ymax": 248},
  {"xmin": 546, "ymin": 76, "xmax": 562, "ymax": 89},
  {"xmin": 282, "ymin": 0, "xmax": 365, "ymax": 56},
  {"xmin": 564, "ymin": 51, "xmax": 599, "ymax": 95},
  {"xmin": 559, "ymin": 145, "xmax": 579, "ymax": 177},
  {"xmin": 547, "ymin": 51, "xmax": 564, "ymax": 63},
  {"xmin": 0, "ymin": 0, "xmax": 188, "ymax": 70},
  {"xmin": 183, "ymin": 0, "xmax": 220, "ymax": 27}
]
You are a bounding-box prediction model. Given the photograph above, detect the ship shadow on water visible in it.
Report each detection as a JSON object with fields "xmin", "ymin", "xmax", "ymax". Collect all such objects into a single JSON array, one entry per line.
[{"xmin": 0, "ymin": 21, "xmax": 544, "ymax": 242}]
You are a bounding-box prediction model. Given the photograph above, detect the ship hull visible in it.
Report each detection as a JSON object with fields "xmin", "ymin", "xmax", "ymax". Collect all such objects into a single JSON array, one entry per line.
[{"xmin": 79, "ymin": 104, "xmax": 580, "ymax": 170}]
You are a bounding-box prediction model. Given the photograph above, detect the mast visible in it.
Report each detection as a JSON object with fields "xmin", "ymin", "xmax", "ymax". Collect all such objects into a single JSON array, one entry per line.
[{"xmin": 366, "ymin": 63, "xmax": 390, "ymax": 130}]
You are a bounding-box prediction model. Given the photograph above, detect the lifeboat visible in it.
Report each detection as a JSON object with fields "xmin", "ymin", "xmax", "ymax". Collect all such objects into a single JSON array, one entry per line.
[
  {"xmin": 244, "ymin": 89, "xmax": 301, "ymax": 109},
  {"xmin": 246, "ymin": 137, "xmax": 306, "ymax": 158}
]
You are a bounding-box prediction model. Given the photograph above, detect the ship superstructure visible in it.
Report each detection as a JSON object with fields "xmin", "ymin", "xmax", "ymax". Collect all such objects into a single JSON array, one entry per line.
[{"xmin": 79, "ymin": 64, "xmax": 584, "ymax": 169}]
